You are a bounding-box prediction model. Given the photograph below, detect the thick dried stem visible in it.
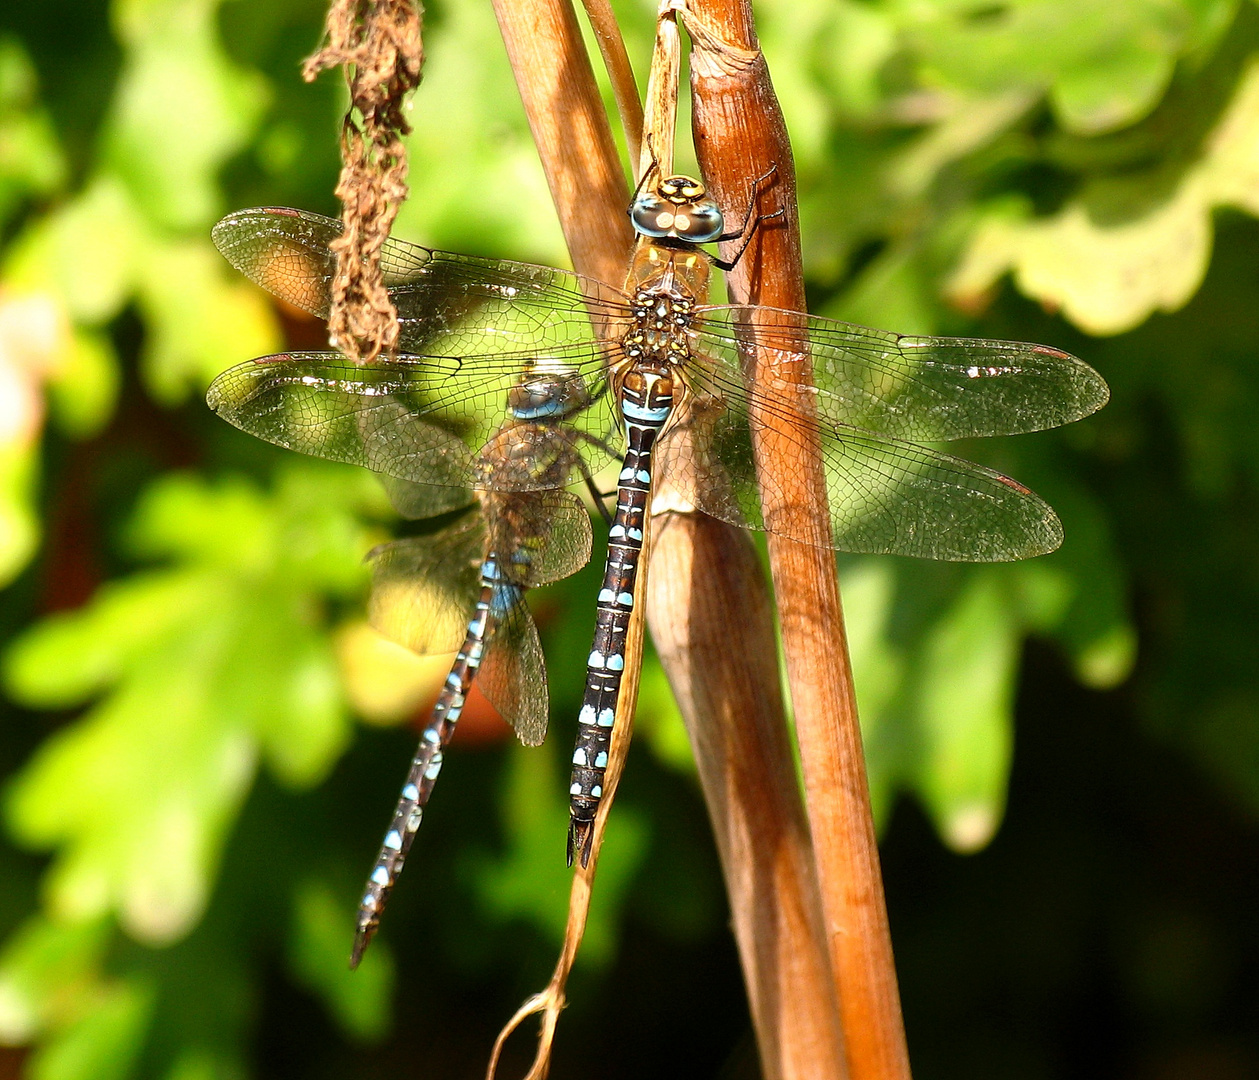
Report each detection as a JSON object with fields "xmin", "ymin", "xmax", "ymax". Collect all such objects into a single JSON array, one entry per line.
[
  {"xmin": 642, "ymin": 4, "xmax": 847, "ymax": 1078},
  {"xmin": 646, "ymin": 512, "xmax": 847, "ymax": 1080},
  {"xmin": 679, "ymin": 2, "xmax": 913, "ymax": 1079},
  {"xmin": 491, "ymin": 0, "xmax": 632, "ymax": 285}
]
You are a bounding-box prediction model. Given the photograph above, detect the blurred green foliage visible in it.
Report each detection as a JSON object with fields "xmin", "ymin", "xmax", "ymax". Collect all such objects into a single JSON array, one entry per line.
[{"xmin": 0, "ymin": 0, "xmax": 1256, "ymax": 1077}]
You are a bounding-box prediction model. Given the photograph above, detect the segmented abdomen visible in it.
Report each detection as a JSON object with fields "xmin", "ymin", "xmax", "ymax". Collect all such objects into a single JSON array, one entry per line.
[
  {"xmin": 352, "ymin": 558, "xmax": 513, "ymax": 967},
  {"xmin": 567, "ymin": 372, "xmax": 673, "ymax": 866}
]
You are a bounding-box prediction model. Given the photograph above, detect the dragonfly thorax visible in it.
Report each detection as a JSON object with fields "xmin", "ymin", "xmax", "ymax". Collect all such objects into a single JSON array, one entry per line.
[
  {"xmin": 505, "ymin": 366, "xmax": 591, "ymax": 422},
  {"xmin": 622, "ymin": 287, "xmax": 694, "ymax": 369}
]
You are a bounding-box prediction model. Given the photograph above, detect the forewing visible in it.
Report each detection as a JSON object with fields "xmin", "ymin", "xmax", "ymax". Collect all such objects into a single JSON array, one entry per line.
[
  {"xmin": 212, "ymin": 207, "xmax": 632, "ymax": 356},
  {"xmin": 661, "ymin": 361, "xmax": 1062, "ymax": 562},
  {"xmin": 484, "ymin": 490, "xmax": 593, "ymax": 588},
  {"xmin": 207, "ymin": 350, "xmax": 617, "ymax": 495},
  {"xmin": 479, "ymin": 591, "xmax": 548, "ymax": 746},
  {"xmin": 697, "ymin": 306, "xmax": 1109, "ymax": 441},
  {"xmin": 367, "ymin": 519, "xmax": 485, "ymax": 655}
]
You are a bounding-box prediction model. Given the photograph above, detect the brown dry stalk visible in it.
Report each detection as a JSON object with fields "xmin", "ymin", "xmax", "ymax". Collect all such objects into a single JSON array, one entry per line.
[
  {"xmin": 646, "ymin": 511, "xmax": 848, "ymax": 1080},
  {"xmin": 678, "ymin": 1, "xmax": 913, "ymax": 1078},
  {"xmin": 639, "ymin": 6, "xmax": 848, "ymax": 1080},
  {"xmin": 303, "ymin": 0, "xmax": 422, "ymax": 363},
  {"xmin": 578, "ymin": 0, "xmax": 644, "ymax": 163},
  {"xmin": 486, "ymin": 1, "xmax": 636, "ymax": 1075},
  {"xmin": 491, "ymin": 0, "xmax": 872, "ymax": 1076},
  {"xmin": 492, "ymin": 0, "xmax": 632, "ymax": 286}
]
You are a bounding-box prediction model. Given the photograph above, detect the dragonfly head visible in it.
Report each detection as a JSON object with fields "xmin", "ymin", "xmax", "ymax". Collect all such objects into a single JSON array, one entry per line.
[{"xmin": 631, "ymin": 174, "xmax": 724, "ymax": 245}]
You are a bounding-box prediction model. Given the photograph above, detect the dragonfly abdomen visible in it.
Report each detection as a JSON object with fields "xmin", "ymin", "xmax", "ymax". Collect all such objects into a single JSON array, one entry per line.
[
  {"xmin": 351, "ymin": 564, "xmax": 501, "ymax": 968},
  {"xmin": 567, "ymin": 370, "xmax": 674, "ymax": 867}
]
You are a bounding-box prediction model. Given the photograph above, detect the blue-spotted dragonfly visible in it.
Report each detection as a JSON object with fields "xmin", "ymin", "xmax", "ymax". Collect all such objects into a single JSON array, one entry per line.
[
  {"xmin": 208, "ymin": 192, "xmax": 1108, "ymax": 868},
  {"xmin": 209, "ymin": 354, "xmax": 605, "ymax": 964}
]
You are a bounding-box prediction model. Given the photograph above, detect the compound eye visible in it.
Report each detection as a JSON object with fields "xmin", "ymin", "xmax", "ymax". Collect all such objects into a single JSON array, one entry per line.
[
  {"xmin": 675, "ymin": 200, "xmax": 724, "ymax": 243},
  {"xmin": 630, "ymin": 193, "xmax": 673, "ymax": 238}
]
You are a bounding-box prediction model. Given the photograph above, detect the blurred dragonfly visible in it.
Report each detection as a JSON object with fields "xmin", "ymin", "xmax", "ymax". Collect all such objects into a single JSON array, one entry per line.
[
  {"xmin": 210, "ymin": 354, "xmax": 607, "ymax": 965},
  {"xmin": 208, "ymin": 194, "xmax": 1108, "ymax": 866}
]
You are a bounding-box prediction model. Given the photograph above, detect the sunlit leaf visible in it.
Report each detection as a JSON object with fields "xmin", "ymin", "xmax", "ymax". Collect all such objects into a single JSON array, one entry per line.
[
  {"xmin": 137, "ymin": 240, "xmax": 280, "ymax": 404},
  {"xmin": 0, "ymin": 37, "xmax": 66, "ymax": 225},
  {"xmin": 3, "ymin": 466, "xmax": 373, "ymax": 944},
  {"xmin": 26, "ymin": 978, "xmax": 153, "ymax": 1080},
  {"xmin": 0, "ymin": 915, "xmax": 112, "ymax": 1045},
  {"xmin": 950, "ymin": 55, "xmax": 1259, "ymax": 334},
  {"xmin": 0, "ymin": 444, "xmax": 37, "ymax": 588},
  {"xmin": 2, "ymin": 175, "xmax": 147, "ymax": 326},
  {"xmin": 106, "ymin": 0, "xmax": 267, "ymax": 231},
  {"xmin": 915, "ymin": 571, "xmax": 1018, "ymax": 852},
  {"xmin": 333, "ymin": 620, "xmax": 450, "ymax": 727},
  {"xmin": 47, "ymin": 328, "xmax": 119, "ymax": 440}
]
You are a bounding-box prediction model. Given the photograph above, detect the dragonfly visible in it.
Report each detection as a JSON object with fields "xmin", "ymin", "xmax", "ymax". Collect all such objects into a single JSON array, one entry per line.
[
  {"xmin": 208, "ymin": 190, "xmax": 1108, "ymax": 867},
  {"xmin": 209, "ymin": 354, "xmax": 607, "ymax": 964}
]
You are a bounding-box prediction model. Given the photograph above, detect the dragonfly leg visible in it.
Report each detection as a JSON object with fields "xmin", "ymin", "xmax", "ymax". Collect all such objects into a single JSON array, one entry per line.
[
  {"xmin": 710, "ymin": 164, "xmax": 785, "ymax": 272},
  {"xmin": 579, "ymin": 466, "xmax": 615, "ymax": 525}
]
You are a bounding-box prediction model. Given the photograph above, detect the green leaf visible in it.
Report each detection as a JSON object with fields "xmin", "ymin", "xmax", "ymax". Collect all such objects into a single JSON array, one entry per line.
[
  {"xmin": 396, "ymin": 0, "xmax": 569, "ymax": 262},
  {"xmin": 3, "ymin": 466, "xmax": 372, "ymax": 945},
  {"xmin": 915, "ymin": 571, "xmax": 1019, "ymax": 852},
  {"xmin": 843, "ymin": 559, "xmax": 909, "ymax": 829},
  {"xmin": 0, "ymin": 443, "xmax": 38, "ymax": 588},
  {"xmin": 634, "ymin": 651, "xmax": 694, "ymax": 776},
  {"xmin": 901, "ymin": 0, "xmax": 1229, "ymax": 135},
  {"xmin": 105, "ymin": 0, "xmax": 267, "ymax": 232},
  {"xmin": 46, "ymin": 328, "xmax": 119, "ymax": 440},
  {"xmin": 136, "ymin": 240, "xmax": 279, "ymax": 404},
  {"xmin": 0, "ymin": 914, "xmax": 112, "ymax": 1044},
  {"xmin": 950, "ymin": 55, "xmax": 1259, "ymax": 334},
  {"xmin": 27, "ymin": 979, "xmax": 154, "ymax": 1080},
  {"xmin": 0, "ymin": 36, "xmax": 66, "ymax": 225},
  {"xmin": 466, "ymin": 743, "xmax": 648, "ymax": 967},
  {"xmin": 2, "ymin": 174, "xmax": 147, "ymax": 326}
]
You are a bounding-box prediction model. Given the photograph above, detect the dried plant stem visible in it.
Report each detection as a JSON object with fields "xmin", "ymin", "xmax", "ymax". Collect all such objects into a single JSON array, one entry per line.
[
  {"xmin": 641, "ymin": 4, "xmax": 847, "ymax": 1079},
  {"xmin": 487, "ymin": 1, "xmax": 637, "ymax": 1075},
  {"xmin": 304, "ymin": 0, "xmax": 422, "ymax": 362},
  {"xmin": 491, "ymin": 0, "xmax": 632, "ymax": 285},
  {"xmin": 579, "ymin": 0, "xmax": 644, "ymax": 162},
  {"xmin": 486, "ymin": 511, "xmax": 653, "ymax": 1080},
  {"xmin": 646, "ymin": 512, "xmax": 847, "ymax": 1080},
  {"xmin": 639, "ymin": 2, "xmax": 679, "ymax": 177},
  {"xmin": 678, "ymin": 2, "xmax": 913, "ymax": 1078}
]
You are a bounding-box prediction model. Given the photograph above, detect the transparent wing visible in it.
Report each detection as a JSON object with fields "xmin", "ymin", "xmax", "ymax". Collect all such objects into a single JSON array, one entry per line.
[
  {"xmin": 367, "ymin": 520, "xmax": 484, "ymax": 655},
  {"xmin": 206, "ymin": 350, "xmax": 619, "ymax": 494},
  {"xmin": 484, "ymin": 490, "xmax": 594, "ymax": 588},
  {"xmin": 479, "ymin": 587, "xmax": 548, "ymax": 746},
  {"xmin": 377, "ymin": 474, "xmax": 474, "ymax": 521},
  {"xmin": 696, "ymin": 305, "xmax": 1109, "ymax": 441},
  {"xmin": 659, "ymin": 358, "xmax": 1062, "ymax": 562},
  {"xmin": 212, "ymin": 207, "xmax": 632, "ymax": 356}
]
